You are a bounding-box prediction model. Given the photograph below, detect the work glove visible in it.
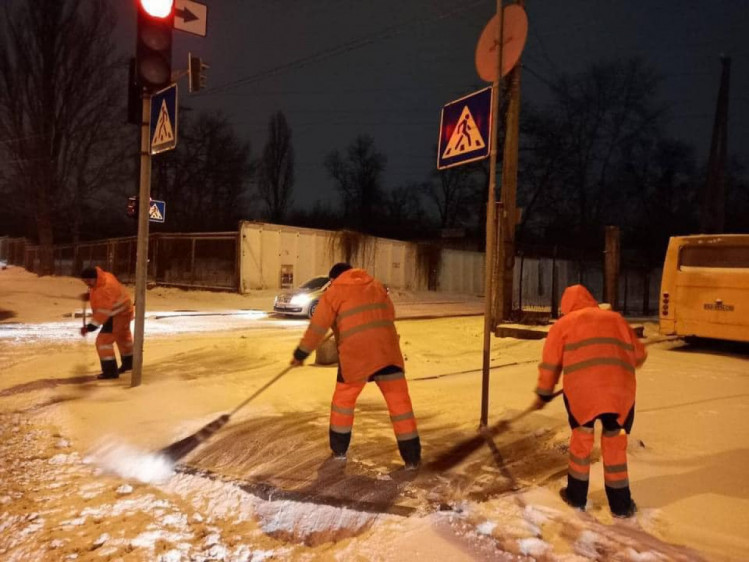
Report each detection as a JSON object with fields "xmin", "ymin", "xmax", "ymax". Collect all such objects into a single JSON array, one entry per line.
[
  {"xmin": 80, "ymin": 323, "xmax": 98, "ymax": 337},
  {"xmin": 531, "ymin": 395, "xmax": 548, "ymax": 410},
  {"xmin": 290, "ymin": 346, "xmax": 309, "ymax": 366},
  {"xmin": 79, "ymin": 292, "xmax": 90, "ymax": 302}
]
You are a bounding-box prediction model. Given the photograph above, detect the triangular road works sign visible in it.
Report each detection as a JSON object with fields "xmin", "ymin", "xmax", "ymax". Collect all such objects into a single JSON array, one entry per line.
[
  {"xmin": 441, "ymin": 106, "xmax": 486, "ymax": 158},
  {"xmin": 152, "ymin": 99, "xmax": 175, "ymax": 148}
]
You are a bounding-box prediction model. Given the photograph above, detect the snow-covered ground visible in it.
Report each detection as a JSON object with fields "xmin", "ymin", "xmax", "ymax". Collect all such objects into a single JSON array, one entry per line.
[{"xmin": 1, "ymin": 265, "xmax": 748, "ymax": 561}]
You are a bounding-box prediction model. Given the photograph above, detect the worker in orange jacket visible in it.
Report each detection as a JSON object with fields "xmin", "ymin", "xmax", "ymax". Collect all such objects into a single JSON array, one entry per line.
[
  {"xmin": 79, "ymin": 266, "xmax": 134, "ymax": 380},
  {"xmin": 532, "ymin": 284, "xmax": 647, "ymax": 518},
  {"xmin": 291, "ymin": 263, "xmax": 421, "ymax": 469}
]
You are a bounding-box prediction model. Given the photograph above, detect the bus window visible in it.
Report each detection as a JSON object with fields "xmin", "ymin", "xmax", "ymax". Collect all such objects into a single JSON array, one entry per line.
[{"xmin": 679, "ymin": 245, "xmax": 749, "ymax": 269}]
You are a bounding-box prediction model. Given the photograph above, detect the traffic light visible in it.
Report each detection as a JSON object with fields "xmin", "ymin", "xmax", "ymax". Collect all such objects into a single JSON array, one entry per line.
[
  {"xmin": 135, "ymin": 0, "xmax": 174, "ymax": 92},
  {"xmin": 127, "ymin": 196, "xmax": 138, "ymax": 218},
  {"xmin": 188, "ymin": 52, "xmax": 209, "ymax": 93}
]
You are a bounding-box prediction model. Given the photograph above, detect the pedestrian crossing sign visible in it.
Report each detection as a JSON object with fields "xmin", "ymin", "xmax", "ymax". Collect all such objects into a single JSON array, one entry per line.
[
  {"xmin": 150, "ymin": 84, "xmax": 178, "ymax": 155},
  {"xmin": 437, "ymin": 87, "xmax": 492, "ymax": 170},
  {"xmin": 149, "ymin": 199, "xmax": 166, "ymax": 223}
]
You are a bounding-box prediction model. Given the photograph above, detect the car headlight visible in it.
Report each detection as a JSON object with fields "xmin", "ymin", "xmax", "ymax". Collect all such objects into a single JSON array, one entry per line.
[{"xmin": 290, "ymin": 294, "xmax": 312, "ymax": 306}]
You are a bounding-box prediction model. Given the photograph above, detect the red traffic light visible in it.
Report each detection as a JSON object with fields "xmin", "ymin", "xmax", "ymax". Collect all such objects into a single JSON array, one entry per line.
[
  {"xmin": 127, "ymin": 196, "xmax": 138, "ymax": 218},
  {"xmin": 139, "ymin": 0, "xmax": 174, "ymax": 18},
  {"xmin": 136, "ymin": 0, "xmax": 174, "ymax": 91}
]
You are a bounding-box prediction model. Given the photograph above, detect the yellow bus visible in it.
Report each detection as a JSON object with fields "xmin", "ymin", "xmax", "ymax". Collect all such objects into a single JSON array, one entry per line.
[{"xmin": 659, "ymin": 234, "xmax": 749, "ymax": 343}]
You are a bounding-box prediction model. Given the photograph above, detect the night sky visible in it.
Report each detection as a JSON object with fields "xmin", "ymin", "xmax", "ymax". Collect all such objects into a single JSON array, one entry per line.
[{"xmin": 115, "ymin": 0, "xmax": 748, "ymax": 208}]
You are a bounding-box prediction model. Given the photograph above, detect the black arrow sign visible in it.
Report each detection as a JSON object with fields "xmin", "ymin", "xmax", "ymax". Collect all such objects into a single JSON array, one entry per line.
[{"xmin": 175, "ymin": 7, "xmax": 198, "ymax": 23}]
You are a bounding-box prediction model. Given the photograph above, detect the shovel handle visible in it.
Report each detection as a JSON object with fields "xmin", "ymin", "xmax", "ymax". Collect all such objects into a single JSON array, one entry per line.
[
  {"xmin": 227, "ymin": 332, "xmax": 335, "ymax": 418},
  {"xmin": 486, "ymin": 388, "xmax": 564, "ymax": 435},
  {"xmin": 229, "ymin": 365, "xmax": 295, "ymax": 417}
]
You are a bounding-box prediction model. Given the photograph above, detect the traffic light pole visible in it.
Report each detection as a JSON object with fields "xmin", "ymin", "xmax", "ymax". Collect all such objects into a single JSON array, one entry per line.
[{"xmin": 132, "ymin": 93, "xmax": 152, "ymax": 388}]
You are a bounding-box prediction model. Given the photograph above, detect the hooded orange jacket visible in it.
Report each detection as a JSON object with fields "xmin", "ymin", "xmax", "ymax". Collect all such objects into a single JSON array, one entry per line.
[
  {"xmin": 297, "ymin": 268, "xmax": 404, "ymax": 383},
  {"xmin": 536, "ymin": 285, "xmax": 647, "ymax": 426},
  {"xmin": 87, "ymin": 266, "xmax": 134, "ymax": 328}
]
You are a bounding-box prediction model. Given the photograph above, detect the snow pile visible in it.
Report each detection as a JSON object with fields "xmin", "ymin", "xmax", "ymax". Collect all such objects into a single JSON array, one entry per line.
[
  {"xmin": 84, "ymin": 439, "xmax": 174, "ymax": 484},
  {"xmin": 255, "ymin": 498, "xmax": 380, "ymax": 545},
  {"xmin": 165, "ymin": 471, "xmax": 381, "ymax": 546},
  {"xmin": 164, "ymin": 472, "xmax": 258, "ymax": 521}
]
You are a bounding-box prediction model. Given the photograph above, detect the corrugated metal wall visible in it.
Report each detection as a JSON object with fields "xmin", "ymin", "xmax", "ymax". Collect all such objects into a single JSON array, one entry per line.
[{"xmin": 239, "ymin": 222, "xmax": 485, "ymax": 294}]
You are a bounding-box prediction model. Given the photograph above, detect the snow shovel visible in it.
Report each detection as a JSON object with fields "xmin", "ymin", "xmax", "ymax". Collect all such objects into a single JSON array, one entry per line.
[
  {"xmin": 427, "ymin": 389, "xmax": 564, "ymax": 472},
  {"xmin": 158, "ymin": 364, "xmax": 295, "ymax": 463},
  {"xmin": 484, "ymin": 389, "xmax": 564, "ymax": 437}
]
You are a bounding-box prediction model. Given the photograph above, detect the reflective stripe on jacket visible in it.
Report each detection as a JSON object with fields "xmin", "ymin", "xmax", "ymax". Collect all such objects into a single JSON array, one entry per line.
[
  {"xmin": 298, "ymin": 268, "xmax": 404, "ymax": 383},
  {"xmin": 88, "ymin": 267, "xmax": 134, "ymax": 328},
  {"xmin": 536, "ymin": 285, "xmax": 647, "ymax": 426}
]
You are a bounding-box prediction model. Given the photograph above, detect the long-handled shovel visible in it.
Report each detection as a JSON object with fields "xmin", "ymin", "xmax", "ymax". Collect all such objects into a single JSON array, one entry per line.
[
  {"xmin": 158, "ymin": 364, "xmax": 295, "ymax": 463},
  {"xmin": 427, "ymin": 389, "xmax": 564, "ymax": 472}
]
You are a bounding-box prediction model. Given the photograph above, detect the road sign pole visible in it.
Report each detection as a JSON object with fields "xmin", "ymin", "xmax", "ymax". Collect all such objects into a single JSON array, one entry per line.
[
  {"xmin": 132, "ymin": 93, "xmax": 152, "ymax": 388},
  {"xmin": 480, "ymin": 0, "xmax": 505, "ymax": 427}
]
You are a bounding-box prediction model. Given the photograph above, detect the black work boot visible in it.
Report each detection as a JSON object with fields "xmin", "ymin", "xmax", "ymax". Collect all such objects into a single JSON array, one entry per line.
[
  {"xmin": 560, "ymin": 487, "xmax": 586, "ymax": 511},
  {"xmin": 118, "ymin": 355, "xmax": 133, "ymax": 374},
  {"xmin": 398, "ymin": 436, "xmax": 421, "ymax": 470},
  {"xmin": 561, "ymin": 475, "xmax": 589, "ymax": 510},
  {"xmin": 97, "ymin": 360, "xmax": 119, "ymax": 380},
  {"xmin": 329, "ymin": 429, "xmax": 351, "ymax": 459},
  {"xmin": 606, "ymin": 485, "xmax": 637, "ymax": 518}
]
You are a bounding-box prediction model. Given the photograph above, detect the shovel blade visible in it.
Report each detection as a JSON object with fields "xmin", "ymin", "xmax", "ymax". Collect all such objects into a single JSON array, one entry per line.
[
  {"xmin": 425, "ymin": 420, "xmax": 513, "ymax": 472},
  {"xmin": 158, "ymin": 414, "xmax": 230, "ymax": 463}
]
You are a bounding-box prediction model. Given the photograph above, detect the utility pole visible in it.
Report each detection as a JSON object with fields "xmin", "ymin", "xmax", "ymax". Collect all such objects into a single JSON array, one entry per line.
[
  {"xmin": 131, "ymin": 0, "xmax": 175, "ymax": 387},
  {"xmin": 604, "ymin": 225, "xmax": 620, "ymax": 310},
  {"xmin": 700, "ymin": 55, "xmax": 731, "ymax": 234},
  {"xmin": 494, "ymin": 0, "xmax": 524, "ymax": 325},
  {"xmin": 480, "ymin": 0, "xmax": 504, "ymax": 427}
]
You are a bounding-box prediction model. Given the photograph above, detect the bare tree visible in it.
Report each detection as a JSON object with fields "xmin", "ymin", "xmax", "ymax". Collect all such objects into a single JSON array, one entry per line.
[
  {"xmin": 257, "ymin": 111, "xmax": 294, "ymax": 223},
  {"xmin": 621, "ymin": 138, "xmax": 699, "ymax": 261},
  {"xmin": 376, "ymin": 183, "xmax": 429, "ymax": 239},
  {"xmin": 0, "ymin": 0, "xmax": 129, "ymax": 273},
  {"xmin": 422, "ymin": 164, "xmax": 479, "ymax": 229},
  {"xmin": 151, "ymin": 110, "xmax": 255, "ymax": 231},
  {"xmin": 519, "ymin": 58, "xmax": 666, "ymax": 247},
  {"xmin": 324, "ymin": 134, "xmax": 386, "ymax": 229}
]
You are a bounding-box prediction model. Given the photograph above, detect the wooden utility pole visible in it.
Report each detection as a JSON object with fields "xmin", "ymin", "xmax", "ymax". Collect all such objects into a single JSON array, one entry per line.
[
  {"xmin": 604, "ymin": 225, "xmax": 620, "ymax": 310},
  {"xmin": 495, "ymin": 38, "xmax": 523, "ymax": 324},
  {"xmin": 480, "ymin": 0, "xmax": 504, "ymax": 427},
  {"xmin": 700, "ymin": 55, "xmax": 731, "ymax": 234}
]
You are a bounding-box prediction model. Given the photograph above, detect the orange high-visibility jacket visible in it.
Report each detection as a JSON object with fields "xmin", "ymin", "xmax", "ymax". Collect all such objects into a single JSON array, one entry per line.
[
  {"xmin": 87, "ymin": 267, "xmax": 134, "ymax": 329},
  {"xmin": 297, "ymin": 269, "xmax": 404, "ymax": 383},
  {"xmin": 536, "ymin": 285, "xmax": 647, "ymax": 426}
]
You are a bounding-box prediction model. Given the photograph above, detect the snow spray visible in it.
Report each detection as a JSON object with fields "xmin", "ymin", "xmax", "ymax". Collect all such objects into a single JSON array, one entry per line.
[{"xmin": 85, "ymin": 438, "xmax": 174, "ymax": 484}]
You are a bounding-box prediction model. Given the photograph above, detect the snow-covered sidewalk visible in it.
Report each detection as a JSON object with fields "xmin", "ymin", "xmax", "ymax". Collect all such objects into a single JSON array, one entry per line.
[{"xmin": 2, "ymin": 267, "xmax": 748, "ymax": 560}]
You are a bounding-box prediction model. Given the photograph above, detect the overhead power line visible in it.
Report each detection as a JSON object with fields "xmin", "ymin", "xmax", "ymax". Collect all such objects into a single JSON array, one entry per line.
[{"xmin": 200, "ymin": 0, "xmax": 486, "ymax": 96}]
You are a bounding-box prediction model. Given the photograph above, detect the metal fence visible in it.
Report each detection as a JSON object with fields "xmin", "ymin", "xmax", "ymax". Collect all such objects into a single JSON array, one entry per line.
[
  {"xmin": 514, "ymin": 250, "xmax": 660, "ymax": 317},
  {"xmin": 1, "ymin": 233, "xmax": 238, "ymax": 291},
  {"xmin": 1, "ymin": 233, "xmax": 660, "ymax": 315}
]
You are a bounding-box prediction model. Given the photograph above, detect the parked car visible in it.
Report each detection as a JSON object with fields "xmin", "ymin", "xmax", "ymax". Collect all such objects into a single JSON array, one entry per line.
[{"xmin": 273, "ymin": 275, "xmax": 330, "ymax": 318}]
